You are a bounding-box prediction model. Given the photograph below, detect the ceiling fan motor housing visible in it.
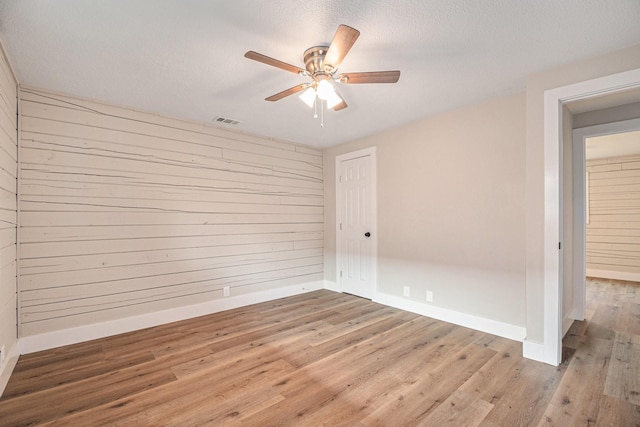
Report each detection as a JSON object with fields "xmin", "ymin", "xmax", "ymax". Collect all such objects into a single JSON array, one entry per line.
[{"xmin": 303, "ymin": 46, "xmax": 334, "ymax": 79}]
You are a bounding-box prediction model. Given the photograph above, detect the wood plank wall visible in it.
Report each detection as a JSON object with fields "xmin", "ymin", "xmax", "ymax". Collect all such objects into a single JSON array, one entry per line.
[
  {"xmin": 586, "ymin": 155, "xmax": 640, "ymax": 279},
  {"xmin": 0, "ymin": 45, "xmax": 17, "ymax": 362},
  {"xmin": 18, "ymin": 88, "xmax": 323, "ymax": 336}
]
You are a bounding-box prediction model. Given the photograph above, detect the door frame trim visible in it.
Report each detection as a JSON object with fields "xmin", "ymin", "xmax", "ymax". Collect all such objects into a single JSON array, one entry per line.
[
  {"xmin": 540, "ymin": 67, "xmax": 640, "ymax": 366},
  {"xmin": 335, "ymin": 147, "xmax": 377, "ymax": 297},
  {"xmin": 572, "ymin": 118, "xmax": 640, "ymax": 321}
]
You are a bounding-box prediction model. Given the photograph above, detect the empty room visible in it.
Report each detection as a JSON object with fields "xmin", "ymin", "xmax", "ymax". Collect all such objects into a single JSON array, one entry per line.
[{"xmin": 0, "ymin": 1, "xmax": 640, "ymax": 425}]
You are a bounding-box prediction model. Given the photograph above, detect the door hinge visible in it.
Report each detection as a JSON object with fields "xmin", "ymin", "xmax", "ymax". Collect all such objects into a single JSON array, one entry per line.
[
  {"xmin": 340, "ymin": 270, "xmax": 343, "ymax": 278},
  {"xmin": 559, "ymin": 242, "xmax": 562, "ymax": 250},
  {"xmin": 339, "ymin": 223, "xmax": 342, "ymax": 230},
  {"xmin": 339, "ymin": 175, "xmax": 342, "ymax": 183}
]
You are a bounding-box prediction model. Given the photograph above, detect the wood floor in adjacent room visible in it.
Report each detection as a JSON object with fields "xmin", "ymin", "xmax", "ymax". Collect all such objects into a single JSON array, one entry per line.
[{"xmin": 0, "ymin": 278, "xmax": 638, "ymax": 426}]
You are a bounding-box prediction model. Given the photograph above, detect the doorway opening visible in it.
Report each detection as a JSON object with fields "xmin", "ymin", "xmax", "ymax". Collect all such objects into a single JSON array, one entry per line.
[{"xmin": 571, "ymin": 121, "xmax": 640, "ymax": 330}]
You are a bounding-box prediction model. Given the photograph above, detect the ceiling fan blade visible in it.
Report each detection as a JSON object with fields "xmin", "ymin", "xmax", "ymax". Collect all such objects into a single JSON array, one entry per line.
[
  {"xmin": 333, "ymin": 100, "xmax": 348, "ymax": 111},
  {"xmin": 323, "ymin": 25, "xmax": 360, "ymax": 72},
  {"xmin": 265, "ymin": 84, "xmax": 309, "ymax": 101},
  {"xmin": 244, "ymin": 51, "xmax": 305, "ymax": 75},
  {"xmin": 337, "ymin": 70, "xmax": 401, "ymax": 84}
]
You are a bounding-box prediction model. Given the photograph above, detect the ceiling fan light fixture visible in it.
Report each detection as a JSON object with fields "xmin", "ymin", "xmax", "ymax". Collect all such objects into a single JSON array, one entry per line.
[
  {"xmin": 299, "ymin": 87, "xmax": 316, "ymax": 108},
  {"xmin": 325, "ymin": 89, "xmax": 343, "ymax": 109},
  {"xmin": 316, "ymin": 79, "xmax": 335, "ymax": 101}
]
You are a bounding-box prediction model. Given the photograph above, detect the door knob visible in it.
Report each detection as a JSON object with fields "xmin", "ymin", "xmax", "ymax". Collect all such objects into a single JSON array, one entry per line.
[{"xmin": 364, "ymin": 232, "xmax": 371, "ymax": 238}]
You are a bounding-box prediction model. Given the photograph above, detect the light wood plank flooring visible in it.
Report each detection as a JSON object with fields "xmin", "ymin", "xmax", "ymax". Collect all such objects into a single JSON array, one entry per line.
[{"xmin": 0, "ymin": 278, "xmax": 638, "ymax": 426}]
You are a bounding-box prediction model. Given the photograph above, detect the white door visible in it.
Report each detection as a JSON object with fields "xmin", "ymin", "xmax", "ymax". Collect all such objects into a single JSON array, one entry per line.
[{"xmin": 336, "ymin": 148, "xmax": 376, "ymax": 299}]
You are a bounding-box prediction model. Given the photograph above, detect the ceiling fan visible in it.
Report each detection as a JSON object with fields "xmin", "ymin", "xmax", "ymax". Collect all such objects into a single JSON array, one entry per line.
[{"xmin": 244, "ymin": 24, "xmax": 400, "ymax": 115}]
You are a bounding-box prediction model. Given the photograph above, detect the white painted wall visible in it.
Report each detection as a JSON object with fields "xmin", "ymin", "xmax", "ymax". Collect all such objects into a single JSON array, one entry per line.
[
  {"xmin": 18, "ymin": 87, "xmax": 324, "ymax": 338},
  {"xmin": 324, "ymin": 93, "xmax": 527, "ymax": 333},
  {"xmin": 0, "ymin": 41, "xmax": 17, "ymax": 393}
]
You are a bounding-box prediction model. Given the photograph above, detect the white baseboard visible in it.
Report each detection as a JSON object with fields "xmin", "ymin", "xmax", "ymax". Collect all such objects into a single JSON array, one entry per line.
[
  {"xmin": 569, "ymin": 306, "xmax": 585, "ymax": 322},
  {"xmin": 20, "ymin": 281, "xmax": 324, "ymax": 355},
  {"xmin": 0, "ymin": 341, "xmax": 20, "ymax": 398},
  {"xmin": 372, "ymin": 291, "xmax": 526, "ymax": 342},
  {"xmin": 522, "ymin": 339, "xmax": 546, "ymax": 363},
  {"xmin": 323, "ymin": 280, "xmax": 340, "ymax": 293},
  {"xmin": 586, "ymin": 269, "xmax": 640, "ymax": 283},
  {"xmin": 562, "ymin": 315, "xmax": 574, "ymax": 338}
]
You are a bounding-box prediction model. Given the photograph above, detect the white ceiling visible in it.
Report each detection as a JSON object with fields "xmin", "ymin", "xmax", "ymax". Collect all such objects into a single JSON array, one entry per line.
[{"xmin": 1, "ymin": 1, "xmax": 640, "ymax": 148}]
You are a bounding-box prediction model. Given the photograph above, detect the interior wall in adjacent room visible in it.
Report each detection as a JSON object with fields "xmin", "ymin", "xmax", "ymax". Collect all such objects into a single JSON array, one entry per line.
[{"xmin": 586, "ymin": 154, "xmax": 640, "ymax": 281}]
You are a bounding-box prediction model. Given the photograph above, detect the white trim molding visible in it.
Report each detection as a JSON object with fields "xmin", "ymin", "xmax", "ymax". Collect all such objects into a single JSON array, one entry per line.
[
  {"xmin": 19, "ymin": 281, "xmax": 324, "ymax": 355},
  {"xmin": 562, "ymin": 315, "xmax": 575, "ymax": 338},
  {"xmin": 323, "ymin": 280, "xmax": 341, "ymax": 293},
  {"xmin": 373, "ymin": 291, "xmax": 526, "ymax": 342},
  {"xmin": 522, "ymin": 339, "xmax": 545, "ymax": 363},
  {"xmin": 542, "ymin": 67, "xmax": 640, "ymax": 366},
  {"xmin": 0, "ymin": 342, "xmax": 20, "ymax": 398}
]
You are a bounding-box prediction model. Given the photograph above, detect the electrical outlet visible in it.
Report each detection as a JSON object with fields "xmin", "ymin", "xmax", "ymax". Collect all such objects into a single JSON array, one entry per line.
[
  {"xmin": 223, "ymin": 286, "xmax": 230, "ymax": 297},
  {"xmin": 426, "ymin": 290, "xmax": 434, "ymax": 303},
  {"xmin": 403, "ymin": 286, "xmax": 410, "ymax": 297}
]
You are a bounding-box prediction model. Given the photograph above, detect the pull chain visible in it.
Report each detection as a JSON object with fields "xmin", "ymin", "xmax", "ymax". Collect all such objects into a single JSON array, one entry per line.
[{"xmin": 313, "ymin": 96, "xmax": 318, "ymax": 119}]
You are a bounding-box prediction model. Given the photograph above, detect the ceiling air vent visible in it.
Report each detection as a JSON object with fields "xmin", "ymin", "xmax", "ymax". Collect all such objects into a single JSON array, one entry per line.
[{"xmin": 213, "ymin": 116, "xmax": 240, "ymax": 125}]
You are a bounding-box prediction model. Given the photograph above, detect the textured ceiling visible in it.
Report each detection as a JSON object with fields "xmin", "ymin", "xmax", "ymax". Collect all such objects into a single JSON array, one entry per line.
[{"xmin": 1, "ymin": 1, "xmax": 640, "ymax": 148}]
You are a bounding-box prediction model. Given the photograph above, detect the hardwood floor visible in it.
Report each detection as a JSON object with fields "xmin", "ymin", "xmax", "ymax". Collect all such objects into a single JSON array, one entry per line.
[
  {"xmin": 0, "ymin": 278, "xmax": 638, "ymax": 426},
  {"xmin": 540, "ymin": 277, "xmax": 640, "ymax": 426}
]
